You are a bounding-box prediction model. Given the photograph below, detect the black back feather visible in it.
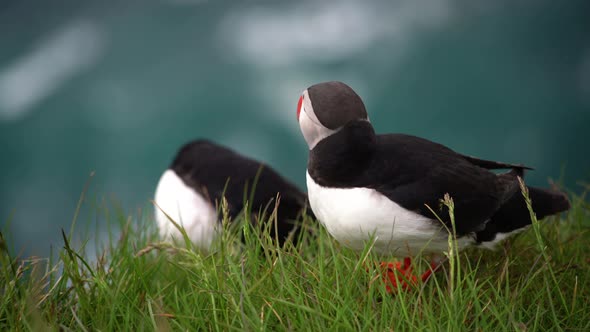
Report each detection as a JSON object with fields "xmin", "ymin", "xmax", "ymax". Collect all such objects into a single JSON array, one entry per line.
[{"xmin": 171, "ymin": 139, "xmax": 312, "ymax": 245}]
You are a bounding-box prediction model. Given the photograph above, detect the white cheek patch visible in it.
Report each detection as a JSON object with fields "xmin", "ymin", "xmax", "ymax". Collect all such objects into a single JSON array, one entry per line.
[
  {"xmin": 299, "ymin": 107, "xmax": 336, "ymax": 150},
  {"xmin": 302, "ymin": 90, "xmax": 321, "ymax": 125},
  {"xmin": 299, "ymin": 90, "xmax": 338, "ymax": 150}
]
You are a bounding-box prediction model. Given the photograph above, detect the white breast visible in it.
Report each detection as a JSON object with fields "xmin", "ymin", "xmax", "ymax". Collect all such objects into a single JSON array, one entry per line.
[
  {"xmin": 154, "ymin": 169, "xmax": 219, "ymax": 252},
  {"xmin": 306, "ymin": 171, "xmax": 473, "ymax": 256}
]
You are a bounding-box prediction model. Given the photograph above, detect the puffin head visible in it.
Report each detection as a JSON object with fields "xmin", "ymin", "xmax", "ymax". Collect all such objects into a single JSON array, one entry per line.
[{"xmin": 297, "ymin": 81, "xmax": 369, "ymax": 150}]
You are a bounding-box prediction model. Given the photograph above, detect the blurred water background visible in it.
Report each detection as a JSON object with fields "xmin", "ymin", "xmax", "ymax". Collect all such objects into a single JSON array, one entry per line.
[{"xmin": 1, "ymin": 0, "xmax": 589, "ymax": 257}]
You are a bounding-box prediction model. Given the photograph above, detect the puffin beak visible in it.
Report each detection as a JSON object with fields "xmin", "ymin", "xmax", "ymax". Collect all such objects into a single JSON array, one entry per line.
[{"xmin": 296, "ymin": 94, "xmax": 304, "ymax": 121}]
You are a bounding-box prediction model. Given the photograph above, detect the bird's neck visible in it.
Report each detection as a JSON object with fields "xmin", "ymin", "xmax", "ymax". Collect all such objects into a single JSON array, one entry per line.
[{"xmin": 308, "ymin": 120, "xmax": 376, "ymax": 187}]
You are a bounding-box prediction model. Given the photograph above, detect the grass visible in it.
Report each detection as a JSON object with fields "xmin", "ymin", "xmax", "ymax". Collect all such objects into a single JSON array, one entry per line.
[{"xmin": 1, "ymin": 188, "xmax": 589, "ymax": 331}]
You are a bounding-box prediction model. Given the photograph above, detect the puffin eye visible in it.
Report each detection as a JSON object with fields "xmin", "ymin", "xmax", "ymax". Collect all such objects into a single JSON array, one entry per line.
[{"xmin": 296, "ymin": 95, "xmax": 303, "ymax": 120}]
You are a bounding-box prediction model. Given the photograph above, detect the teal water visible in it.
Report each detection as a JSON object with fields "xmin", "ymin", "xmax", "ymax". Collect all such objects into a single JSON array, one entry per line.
[{"xmin": 1, "ymin": 0, "xmax": 589, "ymax": 256}]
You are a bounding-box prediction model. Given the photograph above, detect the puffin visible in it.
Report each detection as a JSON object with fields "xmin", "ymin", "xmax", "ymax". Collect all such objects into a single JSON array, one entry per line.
[
  {"xmin": 154, "ymin": 139, "xmax": 311, "ymax": 251},
  {"xmin": 296, "ymin": 81, "xmax": 570, "ymax": 290}
]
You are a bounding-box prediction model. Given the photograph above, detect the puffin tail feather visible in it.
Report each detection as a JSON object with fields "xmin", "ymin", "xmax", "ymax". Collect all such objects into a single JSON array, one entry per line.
[
  {"xmin": 475, "ymin": 185, "xmax": 570, "ymax": 244},
  {"xmin": 526, "ymin": 186, "xmax": 570, "ymax": 219}
]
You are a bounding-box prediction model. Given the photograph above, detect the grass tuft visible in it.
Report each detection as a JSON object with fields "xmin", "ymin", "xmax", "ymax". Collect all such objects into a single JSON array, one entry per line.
[{"xmin": 1, "ymin": 190, "xmax": 589, "ymax": 330}]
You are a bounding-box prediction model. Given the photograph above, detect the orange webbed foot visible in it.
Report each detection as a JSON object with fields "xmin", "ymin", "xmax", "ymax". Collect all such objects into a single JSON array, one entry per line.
[
  {"xmin": 380, "ymin": 258, "xmax": 441, "ymax": 293},
  {"xmin": 380, "ymin": 257, "xmax": 418, "ymax": 292}
]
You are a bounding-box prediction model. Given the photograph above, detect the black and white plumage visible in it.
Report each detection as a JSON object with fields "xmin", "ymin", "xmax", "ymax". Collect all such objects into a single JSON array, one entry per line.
[
  {"xmin": 154, "ymin": 139, "xmax": 311, "ymax": 251},
  {"xmin": 297, "ymin": 81, "xmax": 570, "ymax": 256}
]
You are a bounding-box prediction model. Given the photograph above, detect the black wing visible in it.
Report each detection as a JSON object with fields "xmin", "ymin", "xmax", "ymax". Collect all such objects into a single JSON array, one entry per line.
[{"xmin": 367, "ymin": 134, "xmax": 523, "ymax": 235}]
